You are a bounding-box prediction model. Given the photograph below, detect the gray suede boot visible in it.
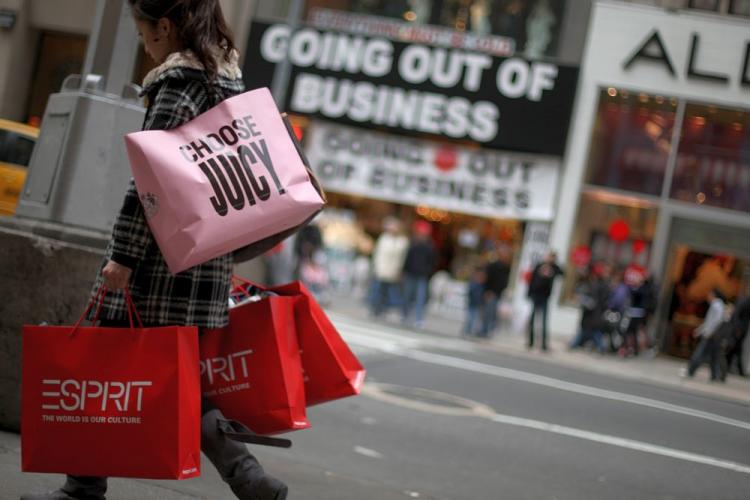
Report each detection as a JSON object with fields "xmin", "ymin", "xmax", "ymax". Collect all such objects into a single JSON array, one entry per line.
[
  {"xmin": 201, "ymin": 409, "xmax": 289, "ymax": 500},
  {"xmin": 20, "ymin": 476, "xmax": 107, "ymax": 500}
]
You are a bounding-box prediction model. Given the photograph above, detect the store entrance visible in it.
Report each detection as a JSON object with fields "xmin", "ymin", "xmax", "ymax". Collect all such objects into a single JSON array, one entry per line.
[{"xmin": 659, "ymin": 217, "xmax": 750, "ymax": 358}]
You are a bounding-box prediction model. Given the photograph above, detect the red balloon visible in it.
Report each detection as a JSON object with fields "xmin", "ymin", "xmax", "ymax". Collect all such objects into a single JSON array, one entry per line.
[
  {"xmin": 608, "ymin": 219, "xmax": 630, "ymax": 242},
  {"xmin": 632, "ymin": 239, "xmax": 647, "ymax": 254},
  {"xmin": 571, "ymin": 245, "xmax": 592, "ymax": 267}
]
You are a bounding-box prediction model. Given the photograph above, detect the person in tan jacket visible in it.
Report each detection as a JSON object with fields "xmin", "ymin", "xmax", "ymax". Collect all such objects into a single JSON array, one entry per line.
[{"xmin": 370, "ymin": 217, "xmax": 409, "ymax": 318}]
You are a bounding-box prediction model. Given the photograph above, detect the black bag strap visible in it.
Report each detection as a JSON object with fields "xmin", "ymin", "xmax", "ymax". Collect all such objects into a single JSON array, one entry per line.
[
  {"xmin": 280, "ymin": 112, "xmax": 327, "ymax": 203},
  {"xmin": 216, "ymin": 417, "xmax": 292, "ymax": 448}
]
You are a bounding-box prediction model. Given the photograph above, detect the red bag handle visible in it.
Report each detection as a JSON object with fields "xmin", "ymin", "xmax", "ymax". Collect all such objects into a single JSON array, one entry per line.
[
  {"xmin": 69, "ymin": 286, "xmax": 144, "ymax": 337},
  {"xmin": 230, "ymin": 275, "xmax": 269, "ymax": 298},
  {"xmin": 123, "ymin": 288, "xmax": 144, "ymax": 329}
]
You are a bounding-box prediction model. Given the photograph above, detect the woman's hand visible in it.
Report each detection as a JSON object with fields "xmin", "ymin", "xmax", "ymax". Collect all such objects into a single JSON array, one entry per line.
[{"xmin": 102, "ymin": 260, "xmax": 133, "ymax": 290}]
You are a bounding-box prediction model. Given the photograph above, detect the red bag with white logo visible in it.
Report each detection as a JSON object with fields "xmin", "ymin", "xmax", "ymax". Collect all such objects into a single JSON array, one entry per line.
[
  {"xmin": 21, "ymin": 288, "xmax": 201, "ymax": 479},
  {"xmin": 232, "ymin": 277, "xmax": 366, "ymax": 406},
  {"xmin": 200, "ymin": 294, "xmax": 309, "ymax": 435}
]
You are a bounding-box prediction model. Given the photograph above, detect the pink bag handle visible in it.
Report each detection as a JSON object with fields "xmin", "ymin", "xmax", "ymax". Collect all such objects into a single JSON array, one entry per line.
[{"xmin": 69, "ymin": 286, "xmax": 143, "ymax": 337}]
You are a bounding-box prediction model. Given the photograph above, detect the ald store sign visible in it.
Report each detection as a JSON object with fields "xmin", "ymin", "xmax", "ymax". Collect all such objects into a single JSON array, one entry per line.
[{"xmin": 244, "ymin": 21, "xmax": 579, "ymax": 156}]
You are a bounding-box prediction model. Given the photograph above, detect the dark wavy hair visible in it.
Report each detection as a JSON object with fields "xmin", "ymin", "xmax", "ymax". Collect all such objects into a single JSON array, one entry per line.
[{"xmin": 128, "ymin": 0, "xmax": 236, "ymax": 79}]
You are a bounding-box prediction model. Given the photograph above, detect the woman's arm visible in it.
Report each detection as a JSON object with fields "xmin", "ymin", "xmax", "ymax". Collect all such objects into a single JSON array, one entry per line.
[{"xmin": 104, "ymin": 79, "xmax": 204, "ymax": 288}]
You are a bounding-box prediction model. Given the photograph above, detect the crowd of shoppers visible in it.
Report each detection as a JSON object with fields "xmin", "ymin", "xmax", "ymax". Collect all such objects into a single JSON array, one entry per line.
[
  {"xmin": 568, "ymin": 264, "xmax": 657, "ymax": 358},
  {"xmin": 368, "ymin": 218, "xmax": 438, "ymax": 330},
  {"xmin": 294, "ymin": 215, "xmax": 748, "ymax": 384}
]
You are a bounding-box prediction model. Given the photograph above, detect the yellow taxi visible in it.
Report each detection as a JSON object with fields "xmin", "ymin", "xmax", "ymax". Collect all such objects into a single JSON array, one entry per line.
[{"xmin": 0, "ymin": 118, "xmax": 39, "ymax": 215}]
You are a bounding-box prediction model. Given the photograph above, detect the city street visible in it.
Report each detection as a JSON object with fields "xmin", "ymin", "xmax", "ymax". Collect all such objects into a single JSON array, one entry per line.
[
  {"xmin": 3, "ymin": 311, "xmax": 750, "ymax": 500},
  {"xmin": 2, "ymin": 1, "xmax": 750, "ymax": 500}
]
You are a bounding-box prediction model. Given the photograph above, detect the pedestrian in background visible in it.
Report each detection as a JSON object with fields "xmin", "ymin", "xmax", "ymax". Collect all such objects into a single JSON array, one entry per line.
[
  {"xmin": 527, "ymin": 251, "xmax": 564, "ymax": 351},
  {"xmin": 569, "ymin": 264, "xmax": 610, "ymax": 353},
  {"xmin": 683, "ymin": 288, "xmax": 727, "ymax": 381},
  {"xmin": 463, "ymin": 266, "xmax": 486, "ymax": 337},
  {"xmin": 621, "ymin": 274, "xmax": 648, "ymax": 357},
  {"xmin": 725, "ymin": 288, "xmax": 750, "ymax": 377},
  {"xmin": 480, "ymin": 247, "xmax": 511, "ymax": 338},
  {"xmin": 21, "ymin": 2, "xmax": 287, "ymax": 500},
  {"xmin": 604, "ymin": 270, "xmax": 630, "ymax": 352},
  {"xmin": 370, "ymin": 217, "xmax": 409, "ymax": 318},
  {"xmin": 294, "ymin": 221, "xmax": 323, "ymax": 279},
  {"xmin": 401, "ymin": 220, "xmax": 437, "ymax": 329}
]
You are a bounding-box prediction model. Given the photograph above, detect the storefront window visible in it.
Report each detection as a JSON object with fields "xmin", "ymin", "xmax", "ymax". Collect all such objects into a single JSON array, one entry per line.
[
  {"xmin": 730, "ymin": 0, "xmax": 750, "ymax": 15},
  {"xmin": 562, "ymin": 191, "xmax": 659, "ymax": 303},
  {"xmin": 26, "ymin": 32, "xmax": 87, "ymax": 123},
  {"xmin": 670, "ymin": 104, "xmax": 750, "ymax": 213},
  {"xmin": 309, "ymin": 0, "xmax": 566, "ymax": 58},
  {"xmin": 688, "ymin": 0, "xmax": 720, "ymax": 10},
  {"xmin": 585, "ymin": 88, "xmax": 677, "ymax": 197}
]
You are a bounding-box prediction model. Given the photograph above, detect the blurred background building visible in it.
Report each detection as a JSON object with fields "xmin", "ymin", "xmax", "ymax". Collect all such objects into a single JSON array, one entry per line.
[
  {"xmin": 552, "ymin": 0, "xmax": 750, "ymax": 358},
  {"xmin": 0, "ymin": 0, "xmax": 748, "ymax": 359}
]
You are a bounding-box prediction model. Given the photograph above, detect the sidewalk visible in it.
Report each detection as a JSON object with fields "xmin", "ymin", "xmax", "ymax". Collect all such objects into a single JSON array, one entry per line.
[{"xmin": 325, "ymin": 292, "xmax": 750, "ymax": 406}]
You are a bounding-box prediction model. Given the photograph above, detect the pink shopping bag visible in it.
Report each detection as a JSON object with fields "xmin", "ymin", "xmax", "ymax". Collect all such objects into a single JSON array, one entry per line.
[{"xmin": 124, "ymin": 87, "xmax": 325, "ymax": 274}]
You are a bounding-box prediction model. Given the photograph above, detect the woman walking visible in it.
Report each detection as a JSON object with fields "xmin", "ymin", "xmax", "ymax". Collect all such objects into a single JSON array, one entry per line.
[
  {"xmin": 682, "ymin": 288, "xmax": 728, "ymax": 381},
  {"xmin": 22, "ymin": 1, "xmax": 287, "ymax": 499}
]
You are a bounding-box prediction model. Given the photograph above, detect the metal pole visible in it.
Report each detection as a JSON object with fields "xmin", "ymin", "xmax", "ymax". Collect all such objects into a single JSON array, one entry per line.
[
  {"xmin": 649, "ymin": 98, "xmax": 686, "ymax": 276},
  {"xmin": 648, "ymin": 98, "xmax": 686, "ymax": 352},
  {"xmin": 80, "ymin": 0, "xmax": 139, "ymax": 95},
  {"xmin": 271, "ymin": 0, "xmax": 306, "ymax": 106}
]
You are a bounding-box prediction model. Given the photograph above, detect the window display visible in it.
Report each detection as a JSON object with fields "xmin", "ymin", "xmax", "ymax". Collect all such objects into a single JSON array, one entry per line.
[
  {"xmin": 585, "ymin": 88, "xmax": 677, "ymax": 197},
  {"xmin": 310, "ymin": 0, "xmax": 566, "ymax": 58},
  {"xmin": 671, "ymin": 104, "xmax": 750, "ymax": 213},
  {"xmin": 562, "ymin": 191, "xmax": 659, "ymax": 302},
  {"xmin": 688, "ymin": 0, "xmax": 720, "ymax": 11},
  {"xmin": 730, "ymin": 0, "xmax": 750, "ymax": 15}
]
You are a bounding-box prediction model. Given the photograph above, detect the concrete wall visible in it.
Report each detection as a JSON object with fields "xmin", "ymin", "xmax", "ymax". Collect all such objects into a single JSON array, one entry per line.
[
  {"xmin": 29, "ymin": 0, "xmax": 95, "ymax": 33},
  {"xmin": 0, "ymin": 226, "xmax": 104, "ymax": 431},
  {"xmin": 0, "ymin": 0, "xmax": 255, "ymax": 122}
]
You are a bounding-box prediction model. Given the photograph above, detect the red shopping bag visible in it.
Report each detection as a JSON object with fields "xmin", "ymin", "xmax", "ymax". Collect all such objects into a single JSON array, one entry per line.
[
  {"xmin": 233, "ymin": 278, "xmax": 366, "ymax": 406},
  {"xmin": 21, "ymin": 288, "xmax": 201, "ymax": 479},
  {"xmin": 200, "ymin": 295, "xmax": 309, "ymax": 435}
]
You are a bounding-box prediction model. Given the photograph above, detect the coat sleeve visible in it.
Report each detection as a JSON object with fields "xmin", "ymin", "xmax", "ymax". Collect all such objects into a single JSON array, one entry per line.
[{"xmin": 109, "ymin": 79, "xmax": 203, "ymax": 269}]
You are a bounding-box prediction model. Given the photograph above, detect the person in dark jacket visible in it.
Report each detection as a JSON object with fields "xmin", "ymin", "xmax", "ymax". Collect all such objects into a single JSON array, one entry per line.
[
  {"xmin": 726, "ymin": 290, "xmax": 750, "ymax": 377},
  {"xmin": 569, "ymin": 264, "xmax": 610, "ymax": 353},
  {"xmin": 463, "ymin": 266, "xmax": 486, "ymax": 337},
  {"xmin": 603, "ymin": 270, "xmax": 629, "ymax": 352},
  {"xmin": 527, "ymin": 251, "xmax": 564, "ymax": 351},
  {"xmin": 622, "ymin": 274, "xmax": 648, "ymax": 357},
  {"xmin": 480, "ymin": 247, "xmax": 511, "ymax": 338},
  {"xmin": 22, "ymin": 2, "xmax": 287, "ymax": 500},
  {"xmin": 401, "ymin": 220, "xmax": 437, "ymax": 329},
  {"xmin": 294, "ymin": 222, "xmax": 323, "ymax": 277}
]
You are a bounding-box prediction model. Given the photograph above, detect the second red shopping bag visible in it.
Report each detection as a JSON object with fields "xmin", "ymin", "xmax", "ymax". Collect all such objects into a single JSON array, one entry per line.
[
  {"xmin": 232, "ymin": 277, "xmax": 366, "ymax": 406},
  {"xmin": 200, "ymin": 295, "xmax": 310, "ymax": 436}
]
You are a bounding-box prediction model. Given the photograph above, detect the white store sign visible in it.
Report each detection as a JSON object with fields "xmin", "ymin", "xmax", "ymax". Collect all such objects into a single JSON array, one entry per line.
[
  {"xmin": 585, "ymin": 2, "xmax": 750, "ymax": 103},
  {"xmin": 305, "ymin": 121, "xmax": 560, "ymax": 220}
]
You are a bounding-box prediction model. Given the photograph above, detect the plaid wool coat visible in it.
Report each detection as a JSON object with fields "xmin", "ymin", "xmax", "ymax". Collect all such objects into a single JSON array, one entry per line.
[{"xmin": 89, "ymin": 51, "xmax": 245, "ymax": 328}]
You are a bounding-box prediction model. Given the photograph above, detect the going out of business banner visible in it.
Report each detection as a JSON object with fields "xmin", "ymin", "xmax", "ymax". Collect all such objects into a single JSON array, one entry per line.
[
  {"xmin": 305, "ymin": 121, "xmax": 560, "ymax": 221},
  {"xmin": 244, "ymin": 21, "xmax": 579, "ymax": 156}
]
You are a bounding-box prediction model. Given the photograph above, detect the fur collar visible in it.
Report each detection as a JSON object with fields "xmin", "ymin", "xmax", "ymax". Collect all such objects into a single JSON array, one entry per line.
[{"xmin": 141, "ymin": 49, "xmax": 242, "ymax": 90}]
